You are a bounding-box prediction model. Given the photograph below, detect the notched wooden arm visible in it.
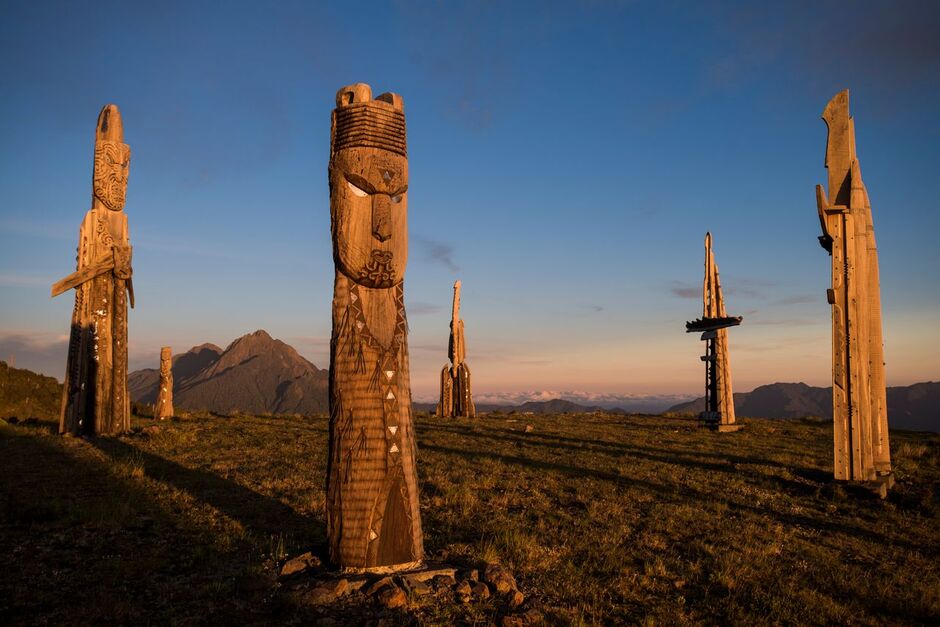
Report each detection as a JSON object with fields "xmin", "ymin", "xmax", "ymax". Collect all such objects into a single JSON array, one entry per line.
[
  {"xmin": 51, "ymin": 253, "xmax": 114, "ymax": 297},
  {"xmin": 50, "ymin": 244, "xmax": 134, "ymax": 308}
]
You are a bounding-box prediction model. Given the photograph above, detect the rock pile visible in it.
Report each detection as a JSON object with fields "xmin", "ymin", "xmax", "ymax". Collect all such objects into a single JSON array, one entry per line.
[{"xmin": 277, "ymin": 553, "xmax": 537, "ymax": 623}]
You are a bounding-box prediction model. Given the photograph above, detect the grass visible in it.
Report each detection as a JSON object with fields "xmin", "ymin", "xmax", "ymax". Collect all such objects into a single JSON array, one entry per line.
[{"xmin": 1, "ymin": 411, "xmax": 938, "ymax": 625}]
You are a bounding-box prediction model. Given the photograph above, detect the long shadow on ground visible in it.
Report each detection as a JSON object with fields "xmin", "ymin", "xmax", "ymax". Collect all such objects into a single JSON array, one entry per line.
[
  {"xmin": 89, "ymin": 436, "xmax": 324, "ymax": 551},
  {"xmin": 0, "ymin": 429, "xmax": 292, "ymax": 624},
  {"xmin": 418, "ymin": 424, "xmax": 929, "ymax": 555}
]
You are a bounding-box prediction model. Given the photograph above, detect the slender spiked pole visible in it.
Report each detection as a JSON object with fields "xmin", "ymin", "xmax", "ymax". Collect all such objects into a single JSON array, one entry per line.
[
  {"xmin": 437, "ymin": 280, "xmax": 475, "ymax": 417},
  {"xmin": 817, "ymin": 90, "xmax": 892, "ymax": 490},
  {"xmin": 685, "ymin": 232, "xmax": 741, "ymax": 430}
]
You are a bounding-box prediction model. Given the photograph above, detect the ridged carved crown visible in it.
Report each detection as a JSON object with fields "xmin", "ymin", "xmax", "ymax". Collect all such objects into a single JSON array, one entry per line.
[{"xmin": 331, "ymin": 83, "xmax": 406, "ymax": 157}]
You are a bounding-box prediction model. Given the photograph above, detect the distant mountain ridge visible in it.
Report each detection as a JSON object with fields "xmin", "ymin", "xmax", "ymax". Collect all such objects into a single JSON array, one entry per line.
[
  {"xmin": 128, "ymin": 330, "xmax": 328, "ymax": 415},
  {"xmin": 667, "ymin": 382, "xmax": 940, "ymax": 432}
]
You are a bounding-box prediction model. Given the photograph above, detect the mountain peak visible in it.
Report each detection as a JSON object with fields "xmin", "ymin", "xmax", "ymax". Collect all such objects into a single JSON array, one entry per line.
[
  {"xmin": 229, "ymin": 329, "xmax": 274, "ymax": 347},
  {"xmin": 129, "ymin": 331, "xmax": 328, "ymax": 415},
  {"xmin": 210, "ymin": 330, "xmax": 318, "ymax": 376},
  {"xmin": 188, "ymin": 342, "xmax": 223, "ymax": 354}
]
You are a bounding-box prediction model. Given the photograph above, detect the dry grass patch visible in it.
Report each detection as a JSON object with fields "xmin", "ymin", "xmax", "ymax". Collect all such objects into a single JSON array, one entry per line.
[{"xmin": 1, "ymin": 411, "xmax": 938, "ymax": 624}]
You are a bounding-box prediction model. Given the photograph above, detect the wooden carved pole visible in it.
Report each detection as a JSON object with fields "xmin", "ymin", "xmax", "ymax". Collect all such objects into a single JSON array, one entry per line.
[
  {"xmin": 704, "ymin": 233, "xmax": 736, "ymax": 426},
  {"xmin": 326, "ymin": 83, "xmax": 424, "ymax": 571},
  {"xmin": 437, "ymin": 280, "xmax": 475, "ymax": 417},
  {"xmin": 154, "ymin": 346, "xmax": 174, "ymax": 420},
  {"xmin": 816, "ymin": 90, "xmax": 892, "ymax": 486},
  {"xmin": 52, "ymin": 104, "xmax": 134, "ymax": 436},
  {"xmin": 685, "ymin": 233, "xmax": 742, "ymax": 431}
]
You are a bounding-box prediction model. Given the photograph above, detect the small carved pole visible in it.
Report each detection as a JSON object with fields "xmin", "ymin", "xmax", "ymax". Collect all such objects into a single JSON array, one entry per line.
[
  {"xmin": 326, "ymin": 83, "xmax": 424, "ymax": 571},
  {"xmin": 816, "ymin": 90, "xmax": 892, "ymax": 486},
  {"xmin": 52, "ymin": 104, "xmax": 134, "ymax": 436},
  {"xmin": 437, "ymin": 280, "xmax": 475, "ymax": 417},
  {"xmin": 154, "ymin": 346, "xmax": 173, "ymax": 420},
  {"xmin": 685, "ymin": 233, "xmax": 742, "ymax": 431}
]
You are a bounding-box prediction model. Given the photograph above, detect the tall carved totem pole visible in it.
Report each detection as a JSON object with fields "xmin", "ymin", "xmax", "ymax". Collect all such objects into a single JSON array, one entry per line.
[
  {"xmin": 816, "ymin": 90, "xmax": 892, "ymax": 487},
  {"xmin": 437, "ymin": 280, "xmax": 475, "ymax": 418},
  {"xmin": 52, "ymin": 104, "xmax": 134, "ymax": 436},
  {"xmin": 326, "ymin": 83, "xmax": 424, "ymax": 571},
  {"xmin": 154, "ymin": 347, "xmax": 174, "ymax": 420},
  {"xmin": 685, "ymin": 233, "xmax": 742, "ymax": 431}
]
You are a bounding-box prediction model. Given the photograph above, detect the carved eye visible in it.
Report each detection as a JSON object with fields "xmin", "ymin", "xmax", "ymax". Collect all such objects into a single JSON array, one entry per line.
[
  {"xmin": 391, "ymin": 194, "xmax": 403, "ymax": 204},
  {"xmin": 346, "ymin": 180, "xmax": 369, "ymax": 198}
]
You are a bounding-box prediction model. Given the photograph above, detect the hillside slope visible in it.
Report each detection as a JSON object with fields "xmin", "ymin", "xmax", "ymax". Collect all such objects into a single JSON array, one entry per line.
[
  {"xmin": 668, "ymin": 382, "xmax": 939, "ymax": 432},
  {"xmin": 0, "ymin": 361, "xmax": 60, "ymax": 421}
]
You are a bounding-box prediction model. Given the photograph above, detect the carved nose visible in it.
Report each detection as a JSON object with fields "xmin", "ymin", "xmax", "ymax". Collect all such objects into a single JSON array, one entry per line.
[{"xmin": 372, "ymin": 194, "xmax": 392, "ymax": 242}]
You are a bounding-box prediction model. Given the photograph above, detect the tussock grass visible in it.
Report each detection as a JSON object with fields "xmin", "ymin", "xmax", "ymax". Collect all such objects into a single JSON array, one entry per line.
[{"xmin": 0, "ymin": 411, "xmax": 938, "ymax": 624}]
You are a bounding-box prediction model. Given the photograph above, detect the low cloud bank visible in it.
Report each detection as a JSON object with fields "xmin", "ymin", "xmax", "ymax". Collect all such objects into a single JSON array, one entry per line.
[{"xmin": 415, "ymin": 389, "xmax": 696, "ymax": 413}]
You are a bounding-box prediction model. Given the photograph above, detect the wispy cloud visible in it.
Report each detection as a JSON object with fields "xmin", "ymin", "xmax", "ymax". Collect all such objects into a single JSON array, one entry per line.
[
  {"xmin": 735, "ymin": 333, "xmax": 829, "ymax": 353},
  {"xmin": 0, "ymin": 331, "xmax": 69, "ymax": 380},
  {"xmin": 671, "ymin": 277, "xmax": 789, "ymax": 301},
  {"xmin": 747, "ymin": 317, "xmax": 816, "ymax": 327},
  {"xmin": 723, "ymin": 277, "xmax": 781, "ymax": 300},
  {"xmin": 0, "ymin": 216, "xmax": 73, "ymax": 241},
  {"xmin": 410, "ymin": 343, "xmax": 446, "ymax": 353},
  {"xmin": 408, "ymin": 301, "xmax": 443, "ymax": 315},
  {"xmin": 669, "ymin": 281, "xmax": 700, "ymax": 299},
  {"xmin": 414, "ymin": 235, "xmax": 459, "ymax": 272},
  {"xmin": 0, "ymin": 273, "xmax": 53, "ymax": 288},
  {"xmin": 775, "ymin": 294, "xmax": 818, "ymax": 306},
  {"xmin": 503, "ymin": 358, "xmax": 551, "ymax": 366}
]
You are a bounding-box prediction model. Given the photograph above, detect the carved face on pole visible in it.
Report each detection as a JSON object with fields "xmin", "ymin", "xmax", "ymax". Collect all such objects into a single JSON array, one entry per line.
[
  {"xmin": 329, "ymin": 85, "xmax": 408, "ymax": 289},
  {"xmin": 93, "ymin": 140, "xmax": 131, "ymax": 212},
  {"xmin": 159, "ymin": 347, "xmax": 172, "ymax": 376}
]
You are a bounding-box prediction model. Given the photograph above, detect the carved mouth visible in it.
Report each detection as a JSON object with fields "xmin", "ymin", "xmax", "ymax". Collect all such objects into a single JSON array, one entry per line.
[
  {"xmin": 95, "ymin": 177, "xmax": 126, "ymax": 211},
  {"xmin": 358, "ymin": 250, "xmax": 395, "ymax": 288}
]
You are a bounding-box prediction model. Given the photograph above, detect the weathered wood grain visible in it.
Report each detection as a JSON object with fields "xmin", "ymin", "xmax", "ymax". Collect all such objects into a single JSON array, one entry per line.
[
  {"xmin": 53, "ymin": 104, "xmax": 133, "ymax": 436},
  {"xmin": 437, "ymin": 280, "xmax": 475, "ymax": 418},
  {"xmin": 326, "ymin": 84, "xmax": 424, "ymax": 571},
  {"xmin": 154, "ymin": 346, "xmax": 173, "ymax": 420},
  {"xmin": 818, "ymin": 90, "xmax": 891, "ymax": 484}
]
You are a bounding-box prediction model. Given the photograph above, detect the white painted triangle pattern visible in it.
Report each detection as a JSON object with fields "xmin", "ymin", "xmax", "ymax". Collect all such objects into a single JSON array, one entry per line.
[
  {"xmin": 389, "ymin": 443, "xmax": 399, "ymax": 453},
  {"xmin": 350, "ymin": 293, "xmax": 358, "ymax": 302},
  {"xmin": 388, "ymin": 426, "xmax": 398, "ymax": 435},
  {"xmin": 386, "ymin": 390, "xmax": 395, "ymax": 400},
  {"xmin": 385, "ymin": 370, "xmax": 395, "ymax": 380},
  {"xmin": 369, "ymin": 529, "xmax": 377, "ymax": 540}
]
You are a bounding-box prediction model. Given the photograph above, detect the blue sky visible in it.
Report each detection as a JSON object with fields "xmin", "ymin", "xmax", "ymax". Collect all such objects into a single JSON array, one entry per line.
[{"xmin": 1, "ymin": 0, "xmax": 938, "ymax": 403}]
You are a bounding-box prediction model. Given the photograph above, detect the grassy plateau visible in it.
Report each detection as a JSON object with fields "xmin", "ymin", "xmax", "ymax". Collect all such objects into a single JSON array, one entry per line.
[{"xmin": 1, "ymin": 410, "xmax": 938, "ymax": 625}]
